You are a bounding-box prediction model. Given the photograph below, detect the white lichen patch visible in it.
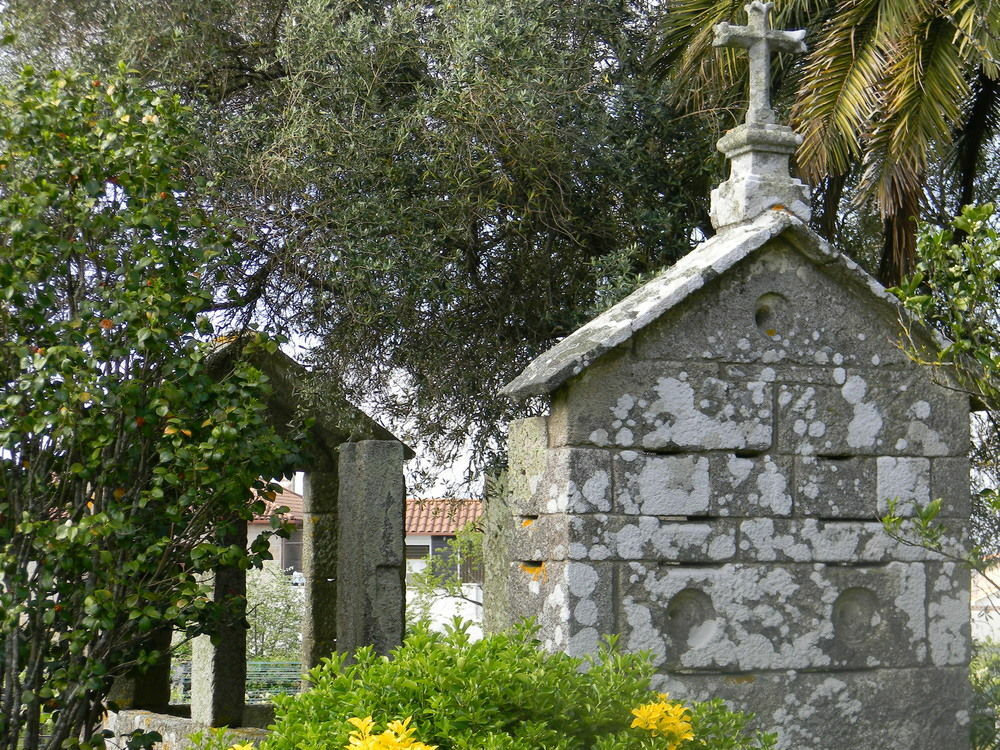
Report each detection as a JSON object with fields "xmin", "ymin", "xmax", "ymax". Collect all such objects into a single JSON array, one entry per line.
[
  {"xmin": 616, "ymin": 454, "xmax": 711, "ymax": 515},
  {"xmin": 875, "ymin": 457, "xmax": 930, "ymax": 515},
  {"xmin": 623, "ymin": 599, "xmax": 667, "ymax": 664},
  {"xmin": 841, "ymin": 375, "xmax": 883, "ymax": 448},
  {"xmin": 928, "ymin": 563, "xmax": 970, "ymax": 666},
  {"xmin": 890, "ymin": 562, "xmax": 927, "ymax": 649},
  {"xmin": 638, "ymin": 376, "xmax": 772, "ymax": 451}
]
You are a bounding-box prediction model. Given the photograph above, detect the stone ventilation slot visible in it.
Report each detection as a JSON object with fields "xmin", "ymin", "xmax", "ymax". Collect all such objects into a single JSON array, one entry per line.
[{"xmin": 754, "ymin": 292, "xmax": 787, "ymax": 337}]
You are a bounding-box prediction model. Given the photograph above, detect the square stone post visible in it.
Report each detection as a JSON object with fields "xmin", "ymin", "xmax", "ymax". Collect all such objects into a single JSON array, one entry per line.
[
  {"xmin": 336, "ymin": 440, "xmax": 405, "ymax": 658},
  {"xmin": 301, "ymin": 467, "xmax": 339, "ymax": 667},
  {"xmin": 190, "ymin": 523, "xmax": 247, "ymax": 727},
  {"xmin": 107, "ymin": 626, "xmax": 172, "ymax": 711}
]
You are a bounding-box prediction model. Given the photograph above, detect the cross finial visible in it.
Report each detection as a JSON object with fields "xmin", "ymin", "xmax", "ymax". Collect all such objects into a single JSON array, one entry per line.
[
  {"xmin": 714, "ymin": 2, "xmax": 806, "ymax": 125},
  {"xmin": 707, "ymin": 3, "xmax": 811, "ymax": 230}
]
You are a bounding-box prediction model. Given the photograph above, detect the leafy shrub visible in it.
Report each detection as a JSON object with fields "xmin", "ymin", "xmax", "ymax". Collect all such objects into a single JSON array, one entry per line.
[
  {"xmin": 258, "ymin": 621, "xmax": 775, "ymax": 750},
  {"xmin": 0, "ymin": 66, "xmax": 297, "ymax": 750},
  {"xmin": 186, "ymin": 729, "xmax": 244, "ymax": 750},
  {"xmin": 972, "ymin": 642, "xmax": 1000, "ymax": 750}
]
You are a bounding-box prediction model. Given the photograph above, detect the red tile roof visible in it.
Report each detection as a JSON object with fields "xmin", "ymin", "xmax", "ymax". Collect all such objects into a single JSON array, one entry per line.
[
  {"xmin": 252, "ymin": 490, "xmax": 481, "ymax": 537},
  {"xmin": 251, "ymin": 485, "xmax": 304, "ymax": 526},
  {"xmin": 406, "ymin": 498, "xmax": 482, "ymax": 535}
]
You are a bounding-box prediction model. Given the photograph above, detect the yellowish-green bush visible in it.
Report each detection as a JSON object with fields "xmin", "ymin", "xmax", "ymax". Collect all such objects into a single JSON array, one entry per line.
[{"xmin": 253, "ymin": 621, "xmax": 775, "ymax": 750}]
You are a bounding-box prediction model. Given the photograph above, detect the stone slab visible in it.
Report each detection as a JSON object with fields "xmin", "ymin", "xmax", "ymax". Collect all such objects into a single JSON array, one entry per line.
[
  {"xmin": 794, "ymin": 456, "xmax": 876, "ymax": 518},
  {"xmin": 506, "ymin": 417, "xmax": 549, "ymax": 515},
  {"xmin": 736, "ymin": 518, "xmax": 966, "ymax": 563},
  {"xmin": 302, "ymin": 469, "xmax": 339, "ymax": 514},
  {"xmin": 636, "ymin": 242, "xmax": 911, "ymax": 370},
  {"xmin": 504, "ymin": 560, "xmax": 617, "ymax": 656},
  {"xmin": 618, "ymin": 561, "xmax": 927, "ymax": 672},
  {"xmin": 614, "ymin": 451, "xmax": 793, "ymax": 517},
  {"xmin": 481, "ymin": 484, "xmax": 517, "ymax": 634},
  {"xmin": 191, "ymin": 524, "xmax": 247, "ymax": 728},
  {"xmin": 566, "ymin": 515, "xmax": 737, "ymax": 563},
  {"xmin": 505, "ymin": 514, "xmax": 570, "ymax": 563},
  {"xmin": 776, "ymin": 374, "xmax": 968, "ymax": 456},
  {"xmin": 656, "ymin": 666, "xmax": 969, "ymax": 750},
  {"xmin": 302, "ymin": 579, "xmax": 336, "ymax": 667},
  {"xmin": 552, "ymin": 358, "xmax": 772, "ymax": 452},
  {"xmin": 302, "ymin": 512, "xmax": 338, "ymax": 578},
  {"xmin": 795, "ymin": 454, "xmax": 968, "ymax": 519},
  {"xmin": 526, "ymin": 447, "xmax": 614, "ymax": 515},
  {"xmin": 930, "ymin": 456, "xmax": 971, "ymax": 517},
  {"xmin": 926, "ymin": 561, "xmax": 971, "ymax": 667},
  {"xmin": 104, "ymin": 710, "xmax": 270, "ymax": 749}
]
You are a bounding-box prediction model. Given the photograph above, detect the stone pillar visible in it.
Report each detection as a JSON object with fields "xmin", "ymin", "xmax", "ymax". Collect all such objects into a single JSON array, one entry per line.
[
  {"xmin": 301, "ymin": 467, "xmax": 339, "ymax": 667},
  {"xmin": 483, "ymin": 418, "xmax": 547, "ymax": 635},
  {"xmin": 336, "ymin": 440, "xmax": 405, "ymax": 658},
  {"xmin": 107, "ymin": 626, "xmax": 172, "ymax": 711},
  {"xmin": 190, "ymin": 524, "xmax": 247, "ymax": 727}
]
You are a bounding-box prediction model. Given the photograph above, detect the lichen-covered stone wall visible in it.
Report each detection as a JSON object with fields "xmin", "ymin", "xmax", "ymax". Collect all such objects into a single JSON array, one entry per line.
[{"xmin": 490, "ymin": 240, "xmax": 972, "ymax": 749}]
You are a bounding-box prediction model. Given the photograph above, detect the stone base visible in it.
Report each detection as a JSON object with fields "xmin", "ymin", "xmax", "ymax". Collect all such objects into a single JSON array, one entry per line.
[
  {"xmin": 657, "ymin": 666, "xmax": 970, "ymax": 750},
  {"xmin": 104, "ymin": 707, "xmax": 274, "ymax": 750}
]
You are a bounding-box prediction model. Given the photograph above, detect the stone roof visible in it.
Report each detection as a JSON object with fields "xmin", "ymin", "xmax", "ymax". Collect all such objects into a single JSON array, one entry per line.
[
  {"xmin": 502, "ymin": 210, "xmax": 921, "ymax": 401},
  {"xmin": 206, "ymin": 339, "xmax": 414, "ymax": 462},
  {"xmin": 405, "ymin": 498, "xmax": 482, "ymax": 536}
]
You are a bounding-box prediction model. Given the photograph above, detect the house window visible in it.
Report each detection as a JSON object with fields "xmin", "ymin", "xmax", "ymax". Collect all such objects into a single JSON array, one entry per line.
[
  {"xmin": 406, "ymin": 545, "xmax": 430, "ymax": 559},
  {"xmin": 281, "ymin": 537, "xmax": 302, "ymax": 574},
  {"xmin": 429, "ymin": 536, "xmax": 482, "ymax": 584},
  {"xmin": 459, "ymin": 557, "xmax": 484, "ymax": 585}
]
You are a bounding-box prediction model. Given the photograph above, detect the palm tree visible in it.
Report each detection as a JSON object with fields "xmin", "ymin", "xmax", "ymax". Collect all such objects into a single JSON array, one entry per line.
[{"xmin": 649, "ymin": 0, "xmax": 1000, "ymax": 285}]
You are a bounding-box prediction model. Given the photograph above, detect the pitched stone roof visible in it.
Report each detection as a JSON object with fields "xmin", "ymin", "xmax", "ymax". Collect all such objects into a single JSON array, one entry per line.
[
  {"xmin": 405, "ymin": 498, "xmax": 482, "ymax": 535},
  {"xmin": 502, "ymin": 210, "xmax": 917, "ymax": 401}
]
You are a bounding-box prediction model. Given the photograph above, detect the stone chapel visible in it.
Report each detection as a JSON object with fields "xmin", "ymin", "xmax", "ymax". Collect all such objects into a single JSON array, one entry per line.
[{"xmin": 488, "ymin": 3, "xmax": 972, "ymax": 747}]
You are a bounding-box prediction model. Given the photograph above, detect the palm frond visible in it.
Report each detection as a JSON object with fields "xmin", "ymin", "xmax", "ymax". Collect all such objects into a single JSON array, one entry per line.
[
  {"xmin": 946, "ymin": 0, "xmax": 1000, "ymax": 78},
  {"xmin": 646, "ymin": 0, "xmax": 741, "ymax": 80},
  {"xmin": 953, "ymin": 69, "xmax": 1000, "ymax": 207},
  {"xmin": 865, "ymin": 14, "xmax": 970, "ymax": 215},
  {"xmin": 875, "ymin": 0, "xmax": 935, "ymax": 43},
  {"xmin": 792, "ymin": 0, "xmax": 884, "ymax": 180}
]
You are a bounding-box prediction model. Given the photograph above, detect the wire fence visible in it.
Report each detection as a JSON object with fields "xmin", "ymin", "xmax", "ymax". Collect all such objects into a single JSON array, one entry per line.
[{"xmin": 170, "ymin": 661, "xmax": 303, "ymax": 704}]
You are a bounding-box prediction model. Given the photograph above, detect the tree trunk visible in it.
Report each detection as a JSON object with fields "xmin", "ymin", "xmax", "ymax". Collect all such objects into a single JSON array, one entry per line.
[{"xmin": 878, "ymin": 187, "xmax": 920, "ymax": 287}]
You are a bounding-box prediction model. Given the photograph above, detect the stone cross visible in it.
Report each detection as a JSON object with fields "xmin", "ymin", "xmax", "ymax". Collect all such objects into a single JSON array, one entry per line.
[{"xmin": 714, "ymin": 1, "xmax": 806, "ymax": 125}]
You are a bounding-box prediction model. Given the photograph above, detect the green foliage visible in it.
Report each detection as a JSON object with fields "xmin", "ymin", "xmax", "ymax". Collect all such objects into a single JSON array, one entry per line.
[
  {"xmin": 0, "ymin": 67, "xmax": 296, "ymax": 750},
  {"xmin": 246, "ymin": 563, "xmax": 304, "ymax": 661},
  {"xmin": 892, "ymin": 203, "xmax": 1000, "ymax": 551},
  {"xmin": 186, "ymin": 728, "xmax": 246, "ymax": 750},
  {"xmin": 1, "ymin": 0, "xmax": 721, "ymax": 477},
  {"xmin": 972, "ymin": 642, "xmax": 1000, "ymax": 750},
  {"xmin": 260, "ymin": 621, "xmax": 774, "ymax": 750},
  {"xmin": 894, "ymin": 204, "xmax": 1000, "ymax": 396},
  {"xmin": 407, "ymin": 522, "xmax": 482, "ymax": 625}
]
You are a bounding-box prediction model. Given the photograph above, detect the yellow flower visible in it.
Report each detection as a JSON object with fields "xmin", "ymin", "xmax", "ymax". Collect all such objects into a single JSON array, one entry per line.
[
  {"xmin": 229, "ymin": 744, "xmax": 255, "ymax": 750},
  {"xmin": 344, "ymin": 716, "xmax": 437, "ymax": 750},
  {"xmin": 630, "ymin": 694, "xmax": 695, "ymax": 750}
]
